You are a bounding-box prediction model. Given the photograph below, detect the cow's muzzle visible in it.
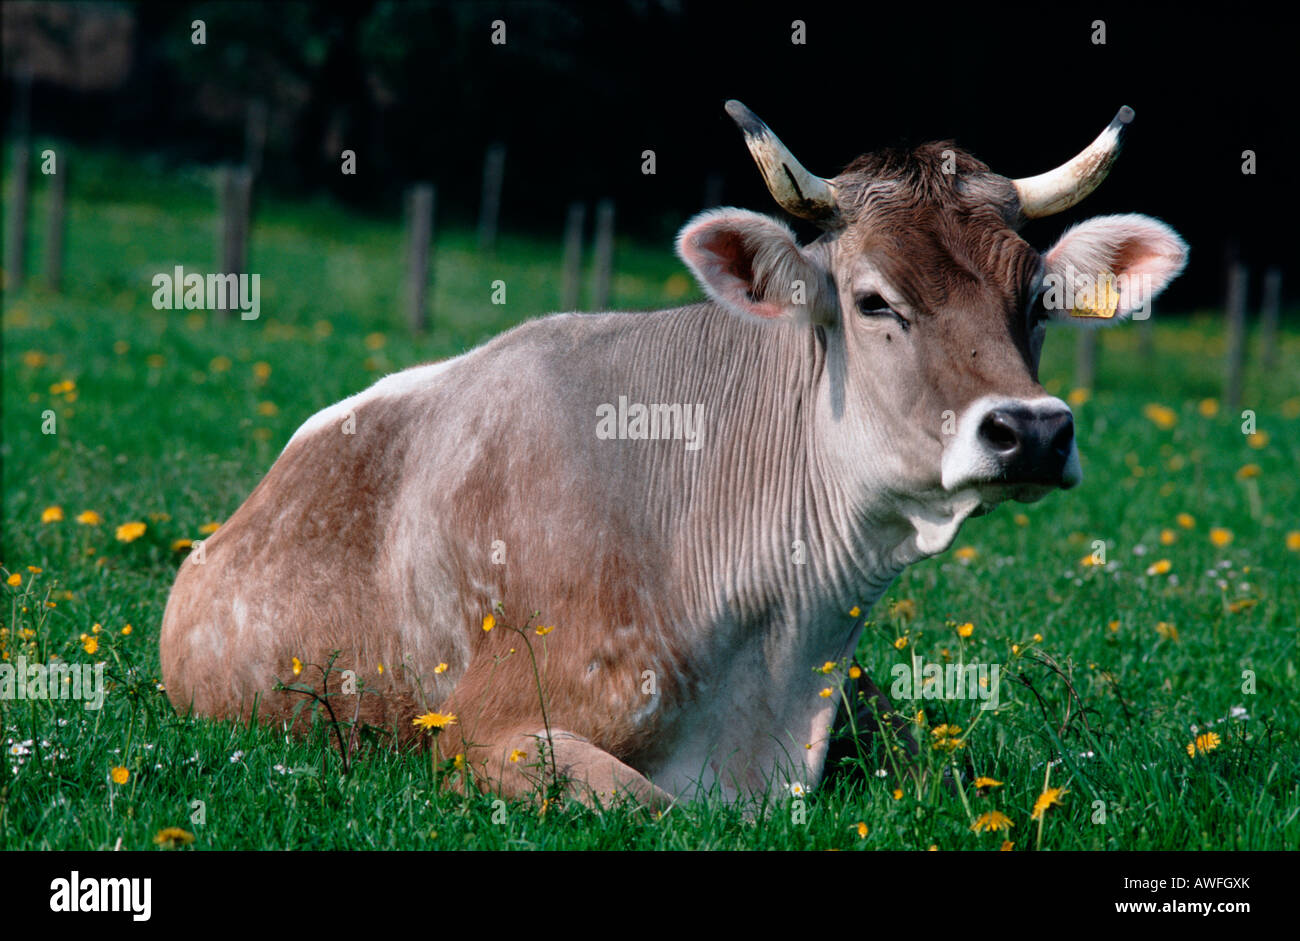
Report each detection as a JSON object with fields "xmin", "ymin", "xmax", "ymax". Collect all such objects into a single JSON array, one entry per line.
[{"xmin": 941, "ymin": 395, "xmax": 1082, "ymax": 498}]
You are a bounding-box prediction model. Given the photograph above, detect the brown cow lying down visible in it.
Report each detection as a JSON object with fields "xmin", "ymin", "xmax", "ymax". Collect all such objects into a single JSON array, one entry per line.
[{"xmin": 161, "ymin": 101, "xmax": 1186, "ymax": 807}]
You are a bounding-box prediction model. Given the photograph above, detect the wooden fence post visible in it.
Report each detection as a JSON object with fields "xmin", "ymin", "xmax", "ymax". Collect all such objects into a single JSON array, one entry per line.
[
  {"xmin": 591, "ymin": 199, "xmax": 615, "ymax": 311},
  {"xmin": 561, "ymin": 202, "xmax": 585, "ymax": 311},
  {"xmin": 1223, "ymin": 261, "xmax": 1248, "ymax": 413},
  {"xmin": 216, "ymin": 166, "xmax": 253, "ymax": 320},
  {"xmin": 45, "ymin": 150, "xmax": 65, "ymax": 292},
  {"xmin": 405, "ymin": 183, "xmax": 436, "ymax": 333},
  {"xmin": 1258, "ymin": 267, "xmax": 1281, "ymax": 372},
  {"xmin": 477, "ymin": 143, "xmax": 506, "ymax": 253}
]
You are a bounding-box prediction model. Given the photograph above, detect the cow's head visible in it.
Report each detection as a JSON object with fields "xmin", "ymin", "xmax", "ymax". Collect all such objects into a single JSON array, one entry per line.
[{"xmin": 678, "ymin": 101, "xmax": 1187, "ymax": 518}]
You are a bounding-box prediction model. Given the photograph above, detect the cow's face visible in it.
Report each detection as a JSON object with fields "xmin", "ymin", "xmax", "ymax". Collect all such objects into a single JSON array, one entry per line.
[{"xmin": 678, "ymin": 103, "xmax": 1187, "ymax": 515}]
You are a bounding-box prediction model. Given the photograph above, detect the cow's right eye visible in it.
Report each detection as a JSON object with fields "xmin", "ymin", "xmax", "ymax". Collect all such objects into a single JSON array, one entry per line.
[{"xmin": 856, "ymin": 293, "xmax": 891, "ymax": 315}]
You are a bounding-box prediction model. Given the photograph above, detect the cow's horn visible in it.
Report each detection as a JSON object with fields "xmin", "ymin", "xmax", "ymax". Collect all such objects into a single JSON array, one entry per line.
[
  {"xmin": 725, "ymin": 100, "xmax": 840, "ymax": 224},
  {"xmin": 1012, "ymin": 106, "xmax": 1135, "ymax": 219}
]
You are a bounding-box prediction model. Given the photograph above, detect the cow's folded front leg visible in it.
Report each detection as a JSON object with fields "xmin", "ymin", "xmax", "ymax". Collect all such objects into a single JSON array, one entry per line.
[
  {"xmin": 824, "ymin": 668, "xmax": 920, "ymax": 783},
  {"xmin": 450, "ymin": 727, "xmax": 674, "ymax": 812}
]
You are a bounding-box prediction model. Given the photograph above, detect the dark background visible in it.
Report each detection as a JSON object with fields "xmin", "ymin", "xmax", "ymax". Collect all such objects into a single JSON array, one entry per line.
[{"xmin": 4, "ymin": 1, "xmax": 1295, "ymax": 311}]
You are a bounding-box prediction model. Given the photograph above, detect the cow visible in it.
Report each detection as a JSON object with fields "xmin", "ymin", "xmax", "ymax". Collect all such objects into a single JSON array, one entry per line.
[{"xmin": 160, "ymin": 101, "xmax": 1187, "ymax": 808}]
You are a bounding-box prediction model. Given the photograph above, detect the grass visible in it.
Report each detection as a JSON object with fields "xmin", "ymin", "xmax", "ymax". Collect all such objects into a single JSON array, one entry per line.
[{"xmin": 3, "ymin": 144, "xmax": 1299, "ymax": 850}]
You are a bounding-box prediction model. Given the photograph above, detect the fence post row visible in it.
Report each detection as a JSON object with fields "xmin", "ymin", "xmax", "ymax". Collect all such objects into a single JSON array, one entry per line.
[{"xmin": 405, "ymin": 183, "xmax": 436, "ymax": 334}]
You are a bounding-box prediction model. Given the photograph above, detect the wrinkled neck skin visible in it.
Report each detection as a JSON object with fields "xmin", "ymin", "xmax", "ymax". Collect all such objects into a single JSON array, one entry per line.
[{"xmin": 630, "ymin": 298, "xmax": 977, "ymax": 637}]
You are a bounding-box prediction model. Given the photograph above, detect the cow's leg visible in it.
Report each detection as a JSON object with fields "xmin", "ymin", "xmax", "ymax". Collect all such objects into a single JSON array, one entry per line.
[
  {"xmin": 824, "ymin": 669, "xmax": 920, "ymax": 781},
  {"xmin": 450, "ymin": 727, "xmax": 674, "ymax": 812}
]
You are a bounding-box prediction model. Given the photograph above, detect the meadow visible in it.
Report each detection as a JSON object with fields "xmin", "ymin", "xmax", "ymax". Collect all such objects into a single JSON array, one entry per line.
[{"xmin": 3, "ymin": 145, "xmax": 1298, "ymax": 850}]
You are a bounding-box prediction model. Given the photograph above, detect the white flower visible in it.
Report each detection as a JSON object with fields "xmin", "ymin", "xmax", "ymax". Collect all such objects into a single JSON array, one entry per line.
[
  {"xmin": 8, "ymin": 742, "xmax": 31, "ymax": 758},
  {"xmin": 1230, "ymin": 706, "xmax": 1249, "ymax": 721},
  {"xmin": 229, "ymin": 750, "xmax": 244, "ymax": 763},
  {"xmin": 787, "ymin": 782, "xmax": 806, "ymax": 797},
  {"xmin": 875, "ymin": 768, "xmax": 889, "ymax": 778}
]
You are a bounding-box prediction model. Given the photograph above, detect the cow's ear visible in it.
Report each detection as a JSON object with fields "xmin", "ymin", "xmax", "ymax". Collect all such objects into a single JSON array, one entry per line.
[
  {"xmin": 676, "ymin": 208, "xmax": 833, "ymax": 324},
  {"xmin": 1041, "ymin": 213, "xmax": 1188, "ymax": 323}
]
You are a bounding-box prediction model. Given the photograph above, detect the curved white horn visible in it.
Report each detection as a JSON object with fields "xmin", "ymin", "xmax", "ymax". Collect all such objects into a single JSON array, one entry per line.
[
  {"xmin": 1013, "ymin": 106, "xmax": 1135, "ymax": 219},
  {"xmin": 725, "ymin": 100, "xmax": 840, "ymax": 224}
]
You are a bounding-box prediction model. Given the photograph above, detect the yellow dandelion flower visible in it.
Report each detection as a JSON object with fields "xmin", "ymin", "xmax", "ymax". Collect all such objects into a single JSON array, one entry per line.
[
  {"xmin": 171, "ymin": 538, "xmax": 193, "ymax": 551},
  {"xmin": 453, "ymin": 754, "xmax": 465, "ymax": 770},
  {"xmin": 1146, "ymin": 559, "xmax": 1172, "ymax": 576},
  {"xmin": 954, "ymin": 546, "xmax": 978, "ymax": 561},
  {"xmin": 1031, "ymin": 787, "xmax": 1067, "ymax": 820},
  {"xmin": 971, "ymin": 810, "xmax": 1014, "ymax": 833},
  {"xmin": 482, "ymin": 614, "xmax": 495, "ymax": 632},
  {"xmin": 256, "ymin": 401, "xmax": 278, "ymax": 416},
  {"xmin": 1197, "ymin": 398, "xmax": 1219, "ymax": 418},
  {"xmin": 1032, "ymin": 633, "xmax": 1043, "ymax": 643},
  {"xmin": 848, "ymin": 665, "xmax": 862, "ymax": 679},
  {"xmin": 819, "ymin": 687, "xmax": 833, "ymax": 699},
  {"xmin": 820, "ymin": 661, "xmax": 836, "ymax": 674},
  {"xmin": 957, "ymin": 622, "xmax": 974, "ymax": 638},
  {"xmin": 1237, "ymin": 463, "xmax": 1261, "ymax": 479},
  {"xmin": 849, "ymin": 606, "xmax": 861, "ymax": 618},
  {"xmin": 377, "ymin": 663, "xmax": 384, "ymax": 674},
  {"xmin": 199, "ymin": 521, "xmax": 221, "ymax": 534},
  {"xmin": 153, "ymin": 827, "xmax": 195, "ymax": 848},
  {"xmin": 1142, "ymin": 403, "xmax": 1177, "ymax": 430},
  {"xmin": 999, "ymin": 840, "xmax": 1015, "ymax": 851},
  {"xmin": 892, "ymin": 788, "xmax": 903, "ymax": 800},
  {"xmin": 42, "ymin": 505, "xmax": 64, "ymax": 523},
  {"xmin": 856, "ymin": 821, "xmax": 868, "ymax": 838},
  {"xmin": 1107, "ymin": 620, "xmax": 1120, "ymax": 632},
  {"xmin": 1159, "ymin": 529, "xmax": 1177, "ymax": 545},
  {"xmin": 115, "ymin": 521, "xmax": 146, "ymax": 543},
  {"xmin": 291, "ymin": 657, "xmax": 302, "ymax": 675},
  {"xmin": 1186, "ymin": 731, "xmax": 1222, "ymax": 757},
  {"xmin": 1247, "ymin": 430, "xmax": 1269, "ymax": 449},
  {"xmin": 535, "ymin": 625, "xmax": 554, "ymax": 636},
  {"xmin": 6, "ymin": 573, "xmax": 20, "ymax": 587},
  {"xmin": 413, "ymin": 711, "xmax": 457, "ymax": 731},
  {"xmin": 1013, "ymin": 513, "xmax": 1029, "ymax": 526},
  {"xmin": 973, "ymin": 776, "xmax": 1003, "ymax": 789},
  {"xmin": 1176, "ymin": 512, "xmax": 1195, "ymax": 529},
  {"xmin": 82, "ymin": 636, "xmax": 98, "ymax": 655},
  {"xmin": 893, "ymin": 636, "xmax": 907, "ymax": 650},
  {"xmin": 121, "ymin": 624, "xmax": 133, "ymax": 636},
  {"xmin": 110, "ymin": 766, "xmax": 129, "ymax": 785},
  {"xmin": 1209, "ymin": 527, "xmax": 1233, "ymax": 547},
  {"xmin": 1067, "ymin": 387, "xmax": 1090, "ymax": 407},
  {"xmin": 434, "ymin": 662, "xmax": 449, "ymax": 674},
  {"xmin": 508, "ymin": 749, "xmax": 527, "ymax": 763},
  {"xmin": 1227, "ymin": 598, "xmax": 1257, "ymax": 614},
  {"xmin": 252, "ymin": 361, "xmax": 272, "ymax": 381},
  {"xmin": 1286, "ymin": 531, "xmax": 1300, "ymax": 552}
]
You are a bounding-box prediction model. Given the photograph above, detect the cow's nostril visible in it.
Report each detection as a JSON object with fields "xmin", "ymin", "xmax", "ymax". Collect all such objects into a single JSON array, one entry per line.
[
  {"xmin": 978, "ymin": 412, "xmax": 1020, "ymax": 454},
  {"xmin": 1048, "ymin": 417, "xmax": 1074, "ymax": 457}
]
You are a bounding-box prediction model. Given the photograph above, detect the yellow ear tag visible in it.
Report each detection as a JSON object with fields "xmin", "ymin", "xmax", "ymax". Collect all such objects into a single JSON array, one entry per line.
[{"xmin": 1070, "ymin": 272, "xmax": 1119, "ymax": 319}]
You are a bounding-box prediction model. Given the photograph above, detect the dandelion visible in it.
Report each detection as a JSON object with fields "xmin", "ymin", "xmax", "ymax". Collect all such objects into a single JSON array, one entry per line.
[
  {"xmin": 41, "ymin": 506, "xmax": 64, "ymax": 523},
  {"xmin": 1287, "ymin": 532, "xmax": 1300, "ymax": 552},
  {"xmin": 199, "ymin": 521, "xmax": 221, "ymax": 534},
  {"xmin": 855, "ymin": 822, "xmax": 868, "ymax": 839},
  {"xmin": 1159, "ymin": 529, "xmax": 1177, "ymax": 545},
  {"xmin": 1198, "ymin": 398, "xmax": 1219, "ymax": 418},
  {"xmin": 482, "ymin": 614, "xmax": 495, "ymax": 632},
  {"xmin": 1176, "ymin": 512, "xmax": 1195, "ymax": 529},
  {"xmin": 893, "ymin": 636, "xmax": 907, "ymax": 650},
  {"xmin": 820, "ymin": 661, "xmax": 836, "ymax": 674},
  {"xmin": 535, "ymin": 625, "xmax": 554, "ymax": 636},
  {"xmin": 999, "ymin": 840, "xmax": 1015, "ymax": 851},
  {"xmin": 453, "ymin": 754, "xmax": 465, "ymax": 770},
  {"xmin": 848, "ymin": 665, "xmax": 862, "ymax": 679},
  {"xmin": 819, "ymin": 687, "xmax": 833, "ymax": 699},
  {"xmin": 413, "ymin": 712, "xmax": 457, "ymax": 731},
  {"xmin": 1031, "ymin": 787, "xmax": 1067, "ymax": 820},
  {"xmin": 1067, "ymin": 387, "xmax": 1090, "ymax": 407},
  {"xmin": 1246, "ymin": 430, "xmax": 1269, "ymax": 449},
  {"xmin": 6, "ymin": 573, "xmax": 20, "ymax": 587},
  {"xmin": 434, "ymin": 662, "xmax": 449, "ymax": 674},
  {"xmin": 153, "ymin": 827, "xmax": 195, "ymax": 849},
  {"xmin": 957, "ymin": 622, "xmax": 974, "ymax": 638},
  {"xmin": 849, "ymin": 606, "xmax": 861, "ymax": 618},
  {"xmin": 1143, "ymin": 403, "xmax": 1177, "ymax": 429},
  {"xmin": 971, "ymin": 811, "xmax": 1014, "ymax": 833},
  {"xmin": 121, "ymin": 624, "xmax": 133, "ymax": 636},
  {"xmin": 252, "ymin": 362, "xmax": 272, "ymax": 382},
  {"xmin": 1107, "ymin": 620, "xmax": 1120, "ymax": 632},
  {"xmin": 110, "ymin": 766, "xmax": 129, "ymax": 785},
  {"xmin": 1013, "ymin": 513, "xmax": 1029, "ymax": 526},
  {"xmin": 509, "ymin": 749, "xmax": 526, "ymax": 763},
  {"xmin": 1146, "ymin": 559, "xmax": 1172, "ymax": 576},
  {"xmin": 1186, "ymin": 731, "xmax": 1221, "ymax": 757},
  {"xmin": 115, "ymin": 521, "xmax": 146, "ymax": 543},
  {"xmin": 82, "ymin": 636, "xmax": 98, "ymax": 655},
  {"xmin": 256, "ymin": 401, "xmax": 279, "ymax": 416},
  {"xmin": 291, "ymin": 657, "xmax": 302, "ymax": 676},
  {"xmin": 171, "ymin": 538, "xmax": 193, "ymax": 551},
  {"xmin": 1032, "ymin": 633, "xmax": 1043, "ymax": 643},
  {"xmin": 1209, "ymin": 528, "xmax": 1233, "ymax": 547},
  {"xmin": 377, "ymin": 664, "xmax": 384, "ymax": 674},
  {"xmin": 892, "ymin": 788, "xmax": 903, "ymax": 800},
  {"xmin": 954, "ymin": 546, "xmax": 978, "ymax": 562},
  {"xmin": 1237, "ymin": 463, "xmax": 1261, "ymax": 479},
  {"xmin": 973, "ymin": 776, "xmax": 1003, "ymax": 789}
]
